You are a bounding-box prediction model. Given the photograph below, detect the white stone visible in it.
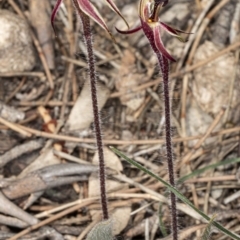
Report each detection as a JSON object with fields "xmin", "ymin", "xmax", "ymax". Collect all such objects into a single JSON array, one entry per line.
[{"xmin": 0, "ymin": 10, "xmax": 36, "ymax": 73}]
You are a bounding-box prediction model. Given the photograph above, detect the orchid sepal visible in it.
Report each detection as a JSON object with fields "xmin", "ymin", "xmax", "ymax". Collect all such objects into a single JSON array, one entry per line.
[
  {"xmin": 51, "ymin": 0, "xmax": 128, "ymax": 42},
  {"xmin": 77, "ymin": 0, "xmax": 115, "ymax": 40},
  {"xmin": 105, "ymin": 0, "xmax": 129, "ymax": 29},
  {"xmin": 159, "ymin": 22, "xmax": 191, "ymax": 42},
  {"xmin": 115, "ymin": 25, "xmax": 142, "ymax": 35}
]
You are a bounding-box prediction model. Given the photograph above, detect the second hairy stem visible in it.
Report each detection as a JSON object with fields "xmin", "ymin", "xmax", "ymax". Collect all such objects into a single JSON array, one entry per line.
[
  {"xmin": 157, "ymin": 53, "xmax": 178, "ymax": 240},
  {"xmin": 74, "ymin": 1, "xmax": 108, "ymax": 220}
]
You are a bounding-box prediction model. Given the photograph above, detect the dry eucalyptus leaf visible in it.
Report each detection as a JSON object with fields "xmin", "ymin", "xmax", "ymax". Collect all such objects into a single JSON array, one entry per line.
[
  {"xmin": 0, "ymin": 10, "xmax": 35, "ymax": 73},
  {"xmin": 111, "ymin": 207, "xmax": 132, "ymax": 235},
  {"xmin": 19, "ymin": 148, "xmax": 61, "ymax": 178},
  {"xmin": 29, "ymin": 0, "xmax": 55, "ymax": 69},
  {"xmin": 88, "ymin": 176, "xmax": 123, "ymax": 198},
  {"xmin": 66, "ymin": 82, "xmax": 110, "ymax": 131},
  {"xmin": 115, "ymin": 50, "xmax": 145, "ymax": 111},
  {"xmin": 89, "ymin": 147, "xmax": 124, "ymax": 198},
  {"xmin": 89, "ymin": 148, "xmax": 124, "ymax": 197},
  {"xmin": 92, "ymin": 147, "xmax": 123, "ymax": 172}
]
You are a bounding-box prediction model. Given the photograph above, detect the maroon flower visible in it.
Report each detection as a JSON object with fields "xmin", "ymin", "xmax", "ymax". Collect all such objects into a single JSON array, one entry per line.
[
  {"xmin": 51, "ymin": 0, "xmax": 128, "ymax": 38},
  {"xmin": 116, "ymin": 0, "xmax": 189, "ymax": 62}
]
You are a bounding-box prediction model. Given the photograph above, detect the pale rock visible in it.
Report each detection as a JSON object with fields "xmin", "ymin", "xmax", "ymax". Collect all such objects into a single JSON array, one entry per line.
[
  {"xmin": 186, "ymin": 98, "xmax": 220, "ymax": 147},
  {"xmin": 0, "ymin": 10, "xmax": 35, "ymax": 73},
  {"xmin": 192, "ymin": 41, "xmax": 238, "ymax": 117}
]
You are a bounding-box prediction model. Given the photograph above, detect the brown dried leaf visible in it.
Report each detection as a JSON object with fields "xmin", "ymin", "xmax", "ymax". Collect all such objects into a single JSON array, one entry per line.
[
  {"xmin": 29, "ymin": 0, "xmax": 55, "ymax": 69},
  {"xmin": 92, "ymin": 147, "xmax": 123, "ymax": 172},
  {"xmin": 18, "ymin": 148, "xmax": 61, "ymax": 178},
  {"xmin": 111, "ymin": 207, "xmax": 132, "ymax": 235},
  {"xmin": 66, "ymin": 83, "xmax": 110, "ymax": 131}
]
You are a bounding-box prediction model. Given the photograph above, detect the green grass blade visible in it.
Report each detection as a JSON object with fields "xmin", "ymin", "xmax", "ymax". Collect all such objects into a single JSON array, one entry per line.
[
  {"xmin": 158, "ymin": 202, "xmax": 168, "ymax": 237},
  {"xmin": 201, "ymin": 214, "xmax": 216, "ymax": 240},
  {"xmin": 110, "ymin": 147, "xmax": 240, "ymax": 240},
  {"xmin": 178, "ymin": 158, "xmax": 240, "ymax": 183}
]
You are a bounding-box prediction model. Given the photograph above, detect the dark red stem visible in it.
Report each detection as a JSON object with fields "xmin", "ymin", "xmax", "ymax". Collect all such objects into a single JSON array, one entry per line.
[
  {"xmin": 157, "ymin": 53, "xmax": 178, "ymax": 240},
  {"xmin": 141, "ymin": 17, "xmax": 178, "ymax": 239},
  {"xmin": 73, "ymin": 0, "xmax": 108, "ymax": 220}
]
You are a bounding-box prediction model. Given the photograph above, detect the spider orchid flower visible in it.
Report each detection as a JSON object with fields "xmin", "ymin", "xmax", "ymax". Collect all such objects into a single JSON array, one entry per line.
[
  {"xmin": 51, "ymin": 0, "xmax": 129, "ymax": 39},
  {"xmin": 116, "ymin": 0, "xmax": 189, "ymax": 62}
]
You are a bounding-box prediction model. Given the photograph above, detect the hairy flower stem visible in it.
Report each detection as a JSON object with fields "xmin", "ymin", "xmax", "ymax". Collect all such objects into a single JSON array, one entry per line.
[
  {"xmin": 73, "ymin": 1, "xmax": 109, "ymax": 220},
  {"xmin": 157, "ymin": 53, "xmax": 178, "ymax": 240}
]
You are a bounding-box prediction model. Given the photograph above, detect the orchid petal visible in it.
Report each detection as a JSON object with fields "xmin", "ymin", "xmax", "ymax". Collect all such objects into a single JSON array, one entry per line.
[
  {"xmin": 105, "ymin": 0, "xmax": 129, "ymax": 28},
  {"xmin": 160, "ymin": 22, "xmax": 191, "ymax": 42},
  {"xmin": 51, "ymin": 0, "xmax": 63, "ymax": 36},
  {"xmin": 76, "ymin": 0, "xmax": 114, "ymax": 39},
  {"xmin": 160, "ymin": 22, "xmax": 191, "ymax": 34},
  {"xmin": 115, "ymin": 25, "xmax": 142, "ymax": 34},
  {"xmin": 153, "ymin": 25, "xmax": 176, "ymax": 62}
]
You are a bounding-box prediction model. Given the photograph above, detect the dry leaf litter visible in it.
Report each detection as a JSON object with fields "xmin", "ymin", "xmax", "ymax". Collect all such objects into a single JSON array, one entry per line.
[{"xmin": 0, "ymin": 0, "xmax": 239, "ymax": 239}]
